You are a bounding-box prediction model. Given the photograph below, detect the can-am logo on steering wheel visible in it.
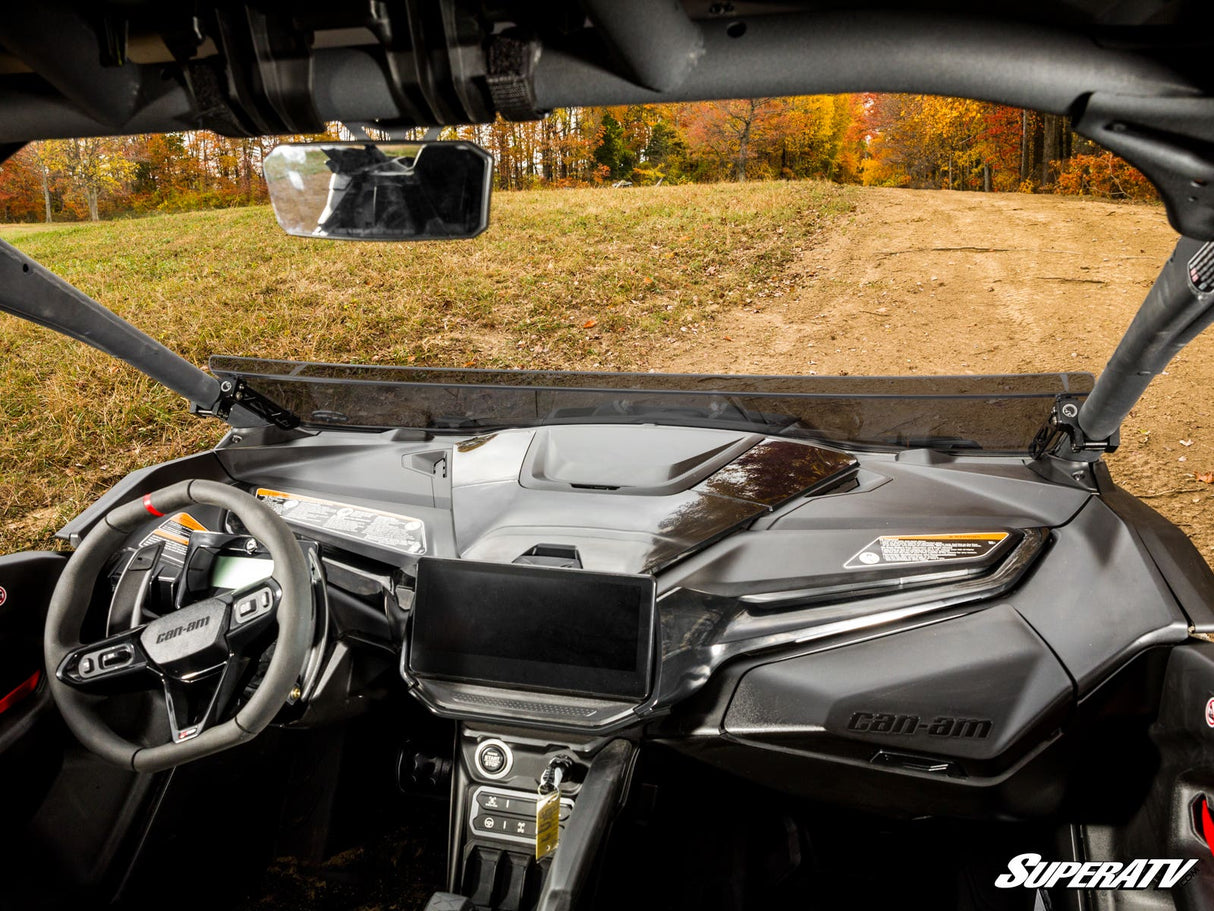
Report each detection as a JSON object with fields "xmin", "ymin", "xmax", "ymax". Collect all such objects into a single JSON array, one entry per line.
[{"xmin": 154, "ymin": 614, "xmax": 210, "ymax": 644}]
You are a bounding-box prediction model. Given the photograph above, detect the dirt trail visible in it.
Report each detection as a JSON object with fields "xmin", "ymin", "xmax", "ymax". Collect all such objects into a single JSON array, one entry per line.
[{"xmin": 658, "ymin": 187, "xmax": 1214, "ymax": 564}]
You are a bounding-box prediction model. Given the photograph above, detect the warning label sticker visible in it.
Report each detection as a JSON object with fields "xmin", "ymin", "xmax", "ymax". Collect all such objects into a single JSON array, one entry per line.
[
  {"xmin": 138, "ymin": 512, "xmax": 208, "ymax": 564},
  {"xmin": 255, "ymin": 488, "xmax": 426, "ymax": 556},
  {"xmin": 844, "ymin": 532, "xmax": 1009, "ymax": 569}
]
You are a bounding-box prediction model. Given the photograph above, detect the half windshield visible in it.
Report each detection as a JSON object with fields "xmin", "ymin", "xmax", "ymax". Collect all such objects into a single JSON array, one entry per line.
[{"xmin": 211, "ymin": 357, "xmax": 1092, "ymax": 454}]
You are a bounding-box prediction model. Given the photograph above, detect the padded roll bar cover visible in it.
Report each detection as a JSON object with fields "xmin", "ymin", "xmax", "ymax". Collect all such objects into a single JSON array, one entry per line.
[
  {"xmin": 581, "ymin": 0, "xmax": 704, "ymax": 93},
  {"xmin": 44, "ymin": 479, "xmax": 313, "ymax": 772},
  {"xmin": 534, "ymin": 12, "xmax": 1190, "ymax": 116}
]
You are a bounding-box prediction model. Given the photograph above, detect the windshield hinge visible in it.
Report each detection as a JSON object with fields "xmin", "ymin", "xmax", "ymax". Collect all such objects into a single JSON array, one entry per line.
[
  {"xmin": 193, "ymin": 378, "xmax": 300, "ymax": 429},
  {"xmin": 1030, "ymin": 395, "xmax": 1119, "ymax": 461}
]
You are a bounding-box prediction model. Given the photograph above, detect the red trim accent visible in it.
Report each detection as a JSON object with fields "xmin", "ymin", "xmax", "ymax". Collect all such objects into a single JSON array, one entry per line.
[
  {"xmin": 1201, "ymin": 797, "xmax": 1214, "ymax": 859},
  {"xmin": 142, "ymin": 494, "xmax": 164, "ymax": 518},
  {"xmin": 0, "ymin": 670, "xmax": 40, "ymax": 716}
]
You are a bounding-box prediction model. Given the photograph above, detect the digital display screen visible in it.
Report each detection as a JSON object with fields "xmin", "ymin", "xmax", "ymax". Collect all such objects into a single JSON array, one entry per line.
[
  {"xmin": 408, "ymin": 558, "xmax": 655, "ymax": 700},
  {"xmin": 210, "ymin": 555, "xmax": 274, "ymax": 591}
]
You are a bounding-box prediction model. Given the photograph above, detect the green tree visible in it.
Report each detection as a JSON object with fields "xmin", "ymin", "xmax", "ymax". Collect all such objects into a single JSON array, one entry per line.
[
  {"xmin": 644, "ymin": 119, "xmax": 688, "ymax": 178},
  {"xmin": 594, "ymin": 112, "xmax": 635, "ymax": 181}
]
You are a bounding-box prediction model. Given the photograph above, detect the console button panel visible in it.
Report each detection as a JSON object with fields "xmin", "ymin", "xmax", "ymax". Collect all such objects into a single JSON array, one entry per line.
[{"xmin": 469, "ymin": 786, "xmax": 573, "ymax": 847}]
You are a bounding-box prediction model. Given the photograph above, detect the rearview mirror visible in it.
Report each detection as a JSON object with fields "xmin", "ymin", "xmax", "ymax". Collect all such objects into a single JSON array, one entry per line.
[{"xmin": 264, "ymin": 141, "xmax": 492, "ymax": 241}]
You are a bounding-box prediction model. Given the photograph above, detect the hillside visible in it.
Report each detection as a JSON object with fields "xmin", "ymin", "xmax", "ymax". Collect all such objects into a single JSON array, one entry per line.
[
  {"xmin": 1, "ymin": 182, "xmax": 1203, "ymax": 565},
  {"xmin": 0, "ymin": 181, "xmax": 851, "ymax": 550}
]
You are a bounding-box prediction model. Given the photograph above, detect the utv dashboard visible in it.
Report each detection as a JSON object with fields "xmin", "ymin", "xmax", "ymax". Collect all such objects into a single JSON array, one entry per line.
[{"xmin": 58, "ymin": 419, "xmax": 1202, "ymax": 821}]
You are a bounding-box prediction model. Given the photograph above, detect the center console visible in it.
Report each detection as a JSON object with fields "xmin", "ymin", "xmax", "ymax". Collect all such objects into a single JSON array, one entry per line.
[
  {"xmin": 449, "ymin": 730, "xmax": 584, "ymax": 909},
  {"xmin": 442, "ymin": 728, "xmax": 635, "ymax": 911},
  {"xmin": 402, "ymin": 557, "xmax": 649, "ymax": 910}
]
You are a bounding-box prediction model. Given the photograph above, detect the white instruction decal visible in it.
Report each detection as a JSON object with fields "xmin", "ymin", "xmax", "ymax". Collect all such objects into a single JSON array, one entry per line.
[
  {"xmin": 845, "ymin": 532, "xmax": 1009, "ymax": 569},
  {"xmin": 255, "ymin": 488, "xmax": 426, "ymax": 555}
]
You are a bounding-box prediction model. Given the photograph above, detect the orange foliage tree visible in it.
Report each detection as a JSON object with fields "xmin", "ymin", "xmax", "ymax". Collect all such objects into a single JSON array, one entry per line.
[
  {"xmin": 1055, "ymin": 152, "xmax": 1156, "ymax": 200},
  {"xmin": 0, "ymin": 94, "xmax": 1157, "ymax": 223}
]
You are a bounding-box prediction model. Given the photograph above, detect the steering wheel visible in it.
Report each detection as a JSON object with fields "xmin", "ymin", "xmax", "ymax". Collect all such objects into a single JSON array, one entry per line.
[{"xmin": 43, "ymin": 480, "xmax": 314, "ymax": 772}]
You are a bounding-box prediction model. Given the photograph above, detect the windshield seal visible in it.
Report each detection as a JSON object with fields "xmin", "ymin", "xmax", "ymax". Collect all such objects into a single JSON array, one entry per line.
[{"xmin": 210, "ymin": 357, "xmax": 1093, "ymax": 454}]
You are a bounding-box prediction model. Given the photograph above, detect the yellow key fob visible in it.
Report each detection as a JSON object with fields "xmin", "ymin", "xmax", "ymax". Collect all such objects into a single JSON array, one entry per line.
[{"xmin": 535, "ymin": 789, "xmax": 561, "ymax": 860}]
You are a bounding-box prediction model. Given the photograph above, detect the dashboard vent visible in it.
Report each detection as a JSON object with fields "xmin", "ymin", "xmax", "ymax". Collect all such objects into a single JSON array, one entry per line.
[
  {"xmin": 513, "ymin": 544, "xmax": 582, "ymax": 569},
  {"xmin": 520, "ymin": 425, "xmax": 760, "ymax": 495}
]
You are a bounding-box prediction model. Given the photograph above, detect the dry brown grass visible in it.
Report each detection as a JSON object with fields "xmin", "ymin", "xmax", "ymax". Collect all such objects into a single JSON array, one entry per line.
[{"xmin": 0, "ymin": 181, "xmax": 853, "ymax": 551}]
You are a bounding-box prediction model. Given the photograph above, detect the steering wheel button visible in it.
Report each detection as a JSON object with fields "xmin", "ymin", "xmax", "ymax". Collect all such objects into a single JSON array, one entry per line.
[
  {"xmin": 259, "ymin": 589, "xmax": 272, "ymax": 608},
  {"xmin": 79, "ymin": 657, "xmax": 94, "ymax": 675},
  {"xmin": 238, "ymin": 598, "xmax": 258, "ymax": 618},
  {"xmin": 99, "ymin": 647, "xmax": 132, "ymax": 670}
]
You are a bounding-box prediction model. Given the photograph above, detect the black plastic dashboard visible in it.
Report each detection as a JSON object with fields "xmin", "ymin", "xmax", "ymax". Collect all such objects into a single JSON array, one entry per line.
[{"xmin": 63, "ymin": 421, "xmax": 1200, "ymax": 819}]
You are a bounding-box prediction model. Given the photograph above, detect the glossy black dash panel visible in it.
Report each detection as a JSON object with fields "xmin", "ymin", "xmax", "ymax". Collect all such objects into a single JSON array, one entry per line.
[
  {"xmin": 640, "ymin": 494, "xmax": 766, "ymax": 573},
  {"xmin": 450, "ymin": 429, "xmax": 857, "ymax": 575},
  {"xmin": 695, "ymin": 440, "xmax": 857, "ymax": 507}
]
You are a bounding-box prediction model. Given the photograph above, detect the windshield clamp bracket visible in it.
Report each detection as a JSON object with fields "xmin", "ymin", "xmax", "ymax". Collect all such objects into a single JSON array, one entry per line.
[
  {"xmin": 193, "ymin": 378, "xmax": 300, "ymax": 430},
  {"xmin": 1030, "ymin": 395, "xmax": 1118, "ymax": 461}
]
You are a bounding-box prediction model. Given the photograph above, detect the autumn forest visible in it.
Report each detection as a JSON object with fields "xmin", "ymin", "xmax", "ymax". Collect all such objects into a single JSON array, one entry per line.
[{"xmin": 0, "ymin": 93, "xmax": 1154, "ymax": 223}]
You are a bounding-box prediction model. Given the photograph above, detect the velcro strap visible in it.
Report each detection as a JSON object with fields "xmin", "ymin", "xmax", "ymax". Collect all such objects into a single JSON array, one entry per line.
[{"xmin": 486, "ymin": 33, "xmax": 545, "ymax": 122}]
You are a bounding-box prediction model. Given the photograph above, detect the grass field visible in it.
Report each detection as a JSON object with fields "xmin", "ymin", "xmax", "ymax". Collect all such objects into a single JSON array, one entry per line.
[{"xmin": 0, "ymin": 181, "xmax": 853, "ymax": 551}]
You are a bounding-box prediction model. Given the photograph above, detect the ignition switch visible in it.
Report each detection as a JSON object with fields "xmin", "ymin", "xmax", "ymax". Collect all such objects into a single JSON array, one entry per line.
[{"xmin": 539, "ymin": 754, "xmax": 574, "ymax": 794}]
